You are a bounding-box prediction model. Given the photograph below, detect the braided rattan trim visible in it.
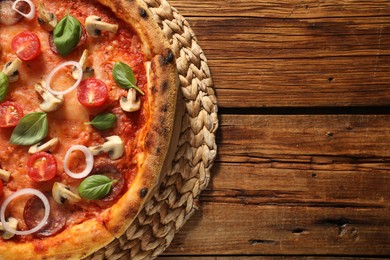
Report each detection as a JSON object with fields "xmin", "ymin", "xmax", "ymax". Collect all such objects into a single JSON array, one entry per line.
[{"xmin": 88, "ymin": 0, "xmax": 218, "ymax": 259}]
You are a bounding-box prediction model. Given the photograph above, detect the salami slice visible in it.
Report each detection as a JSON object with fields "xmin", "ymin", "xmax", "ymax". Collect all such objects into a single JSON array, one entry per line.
[
  {"xmin": 0, "ymin": 0, "xmax": 27, "ymax": 25},
  {"xmin": 92, "ymin": 164, "xmax": 125, "ymax": 202},
  {"xmin": 23, "ymin": 195, "xmax": 67, "ymax": 238}
]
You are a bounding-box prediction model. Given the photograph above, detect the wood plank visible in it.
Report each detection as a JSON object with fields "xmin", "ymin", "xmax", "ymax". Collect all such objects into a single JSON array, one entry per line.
[
  {"xmin": 159, "ymin": 257, "xmax": 382, "ymax": 260},
  {"xmin": 186, "ymin": 16, "xmax": 390, "ymax": 107},
  {"xmin": 205, "ymin": 164, "xmax": 390, "ymax": 208},
  {"xmin": 218, "ymin": 114, "xmax": 390, "ymax": 159},
  {"xmin": 158, "ymin": 1, "xmax": 390, "ymax": 257},
  {"xmin": 164, "ymin": 203, "xmax": 390, "ymax": 255},
  {"xmin": 167, "ymin": 0, "xmax": 390, "ymax": 107},
  {"xmin": 214, "ymin": 114, "xmax": 390, "ymax": 207},
  {"xmin": 157, "ymin": 255, "xmax": 378, "ymax": 260},
  {"xmin": 191, "ymin": 17, "xmax": 390, "ymax": 60},
  {"xmin": 210, "ymin": 115, "xmax": 389, "ymax": 217},
  {"xmin": 163, "ymin": 161, "xmax": 390, "ymax": 255},
  {"xmin": 211, "ymin": 57, "xmax": 390, "ymax": 108},
  {"xmin": 157, "ymin": 255, "xmax": 266, "ymax": 260},
  {"xmin": 190, "ymin": 165, "xmax": 390, "ymax": 255},
  {"xmin": 170, "ymin": 0, "xmax": 390, "ymax": 19},
  {"xmin": 161, "ymin": 114, "xmax": 390, "ymax": 255}
]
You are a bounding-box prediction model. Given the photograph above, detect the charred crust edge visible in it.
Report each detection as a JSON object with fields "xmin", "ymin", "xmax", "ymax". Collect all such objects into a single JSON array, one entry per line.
[
  {"xmin": 161, "ymin": 104, "xmax": 168, "ymax": 113},
  {"xmin": 161, "ymin": 80, "xmax": 168, "ymax": 93},
  {"xmin": 145, "ymin": 138, "xmax": 153, "ymax": 150},
  {"xmin": 160, "ymin": 49, "xmax": 175, "ymax": 65},
  {"xmin": 139, "ymin": 7, "xmax": 148, "ymax": 19},
  {"xmin": 151, "ymin": 85, "xmax": 158, "ymax": 95},
  {"xmin": 140, "ymin": 188, "xmax": 148, "ymax": 198}
]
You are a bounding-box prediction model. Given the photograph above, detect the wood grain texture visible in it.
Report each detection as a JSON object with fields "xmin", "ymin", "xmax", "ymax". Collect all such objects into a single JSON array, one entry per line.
[
  {"xmin": 159, "ymin": 0, "xmax": 390, "ymax": 258},
  {"xmin": 165, "ymin": 204, "xmax": 390, "ymax": 255},
  {"xmin": 169, "ymin": 0, "xmax": 390, "ymax": 107},
  {"xmin": 219, "ymin": 114, "xmax": 390, "ymax": 159},
  {"xmin": 163, "ymin": 114, "xmax": 390, "ymax": 256},
  {"xmin": 170, "ymin": 0, "xmax": 390, "ymax": 19},
  {"xmin": 157, "ymin": 255, "xmax": 377, "ymax": 260}
]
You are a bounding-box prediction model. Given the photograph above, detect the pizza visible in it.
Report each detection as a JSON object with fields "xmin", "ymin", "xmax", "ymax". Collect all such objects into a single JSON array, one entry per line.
[{"xmin": 0, "ymin": 0, "xmax": 178, "ymax": 258}]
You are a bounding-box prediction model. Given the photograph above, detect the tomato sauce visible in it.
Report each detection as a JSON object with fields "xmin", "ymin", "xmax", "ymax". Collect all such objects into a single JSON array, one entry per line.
[{"xmin": 0, "ymin": 0, "xmax": 148, "ymax": 241}]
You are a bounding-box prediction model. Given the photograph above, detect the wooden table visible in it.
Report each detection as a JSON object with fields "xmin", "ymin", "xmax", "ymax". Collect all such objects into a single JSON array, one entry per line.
[{"xmin": 159, "ymin": 0, "xmax": 390, "ymax": 258}]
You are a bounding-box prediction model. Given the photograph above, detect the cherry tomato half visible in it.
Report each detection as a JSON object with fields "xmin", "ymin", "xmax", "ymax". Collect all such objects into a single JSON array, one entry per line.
[
  {"xmin": 77, "ymin": 78, "xmax": 109, "ymax": 108},
  {"xmin": 27, "ymin": 152, "xmax": 57, "ymax": 182},
  {"xmin": 11, "ymin": 31, "xmax": 41, "ymax": 61},
  {"xmin": 0, "ymin": 101, "xmax": 24, "ymax": 128}
]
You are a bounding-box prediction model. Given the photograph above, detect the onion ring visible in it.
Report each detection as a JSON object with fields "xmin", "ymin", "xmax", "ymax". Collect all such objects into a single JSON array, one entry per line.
[
  {"xmin": 0, "ymin": 188, "xmax": 50, "ymax": 236},
  {"xmin": 64, "ymin": 145, "xmax": 94, "ymax": 179},
  {"xmin": 45, "ymin": 61, "xmax": 83, "ymax": 95},
  {"xmin": 12, "ymin": 0, "xmax": 35, "ymax": 20}
]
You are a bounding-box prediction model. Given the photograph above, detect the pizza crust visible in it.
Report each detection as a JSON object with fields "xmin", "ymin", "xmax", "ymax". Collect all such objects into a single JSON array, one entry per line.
[
  {"xmin": 0, "ymin": 0, "xmax": 178, "ymax": 258},
  {"xmin": 98, "ymin": 0, "xmax": 169, "ymax": 59},
  {"xmin": 0, "ymin": 219, "xmax": 114, "ymax": 259},
  {"xmin": 103, "ymin": 51, "xmax": 178, "ymax": 236},
  {"xmin": 96, "ymin": 0, "xmax": 178, "ymax": 238}
]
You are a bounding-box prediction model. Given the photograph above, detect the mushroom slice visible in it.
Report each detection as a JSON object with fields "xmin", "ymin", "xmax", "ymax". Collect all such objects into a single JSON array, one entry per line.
[
  {"xmin": 0, "ymin": 169, "xmax": 10, "ymax": 182},
  {"xmin": 2, "ymin": 58, "xmax": 22, "ymax": 83},
  {"xmin": 37, "ymin": 2, "xmax": 57, "ymax": 31},
  {"xmin": 0, "ymin": 217, "xmax": 18, "ymax": 239},
  {"xmin": 52, "ymin": 182, "xmax": 81, "ymax": 204},
  {"xmin": 72, "ymin": 49, "xmax": 94, "ymax": 80},
  {"xmin": 120, "ymin": 88, "xmax": 141, "ymax": 112},
  {"xmin": 35, "ymin": 80, "xmax": 64, "ymax": 112},
  {"xmin": 28, "ymin": 137, "xmax": 59, "ymax": 154},
  {"xmin": 88, "ymin": 135, "xmax": 124, "ymax": 160},
  {"xmin": 85, "ymin": 15, "xmax": 118, "ymax": 38}
]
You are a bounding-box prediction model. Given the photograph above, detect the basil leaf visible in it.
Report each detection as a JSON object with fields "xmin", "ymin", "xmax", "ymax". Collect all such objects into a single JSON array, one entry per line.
[
  {"xmin": 78, "ymin": 175, "xmax": 114, "ymax": 200},
  {"xmin": 112, "ymin": 62, "xmax": 144, "ymax": 95},
  {"xmin": 53, "ymin": 14, "xmax": 82, "ymax": 56},
  {"xmin": 86, "ymin": 113, "xmax": 116, "ymax": 130},
  {"xmin": 10, "ymin": 112, "xmax": 48, "ymax": 146},
  {"xmin": 0, "ymin": 72, "xmax": 8, "ymax": 102}
]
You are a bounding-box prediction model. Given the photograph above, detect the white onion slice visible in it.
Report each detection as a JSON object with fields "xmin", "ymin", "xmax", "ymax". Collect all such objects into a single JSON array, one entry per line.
[
  {"xmin": 45, "ymin": 61, "xmax": 83, "ymax": 96},
  {"xmin": 64, "ymin": 145, "xmax": 94, "ymax": 179},
  {"xmin": 12, "ymin": 0, "xmax": 35, "ymax": 20},
  {"xmin": 0, "ymin": 188, "xmax": 49, "ymax": 236}
]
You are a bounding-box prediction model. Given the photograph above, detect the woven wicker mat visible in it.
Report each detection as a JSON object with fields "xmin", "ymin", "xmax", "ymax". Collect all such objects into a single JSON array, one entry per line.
[{"xmin": 87, "ymin": 0, "xmax": 218, "ymax": 259}]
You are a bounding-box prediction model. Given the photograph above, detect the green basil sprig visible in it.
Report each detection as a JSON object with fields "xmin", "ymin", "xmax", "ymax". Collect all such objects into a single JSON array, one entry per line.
[
  {"xmin": 0, "ymin": 72, "xmax": 9, "ymax": 102},
  {"xmin": 53, "ymin": 14, "xmax": 82, "ymax": 56},
  {"xmin": 85, "ymin": 113, "xmax": 116, "ymax": 130},
  {"xmin": 112, "ymin": 62, "xmax": 144, "ymax": 95},
  {"xmin": 78, "ymin": 175, "xmax": 116, "ymax": 200},
  {"xmin": 10, "ymin": 112, "xmax": 48, "ymax": 146}
]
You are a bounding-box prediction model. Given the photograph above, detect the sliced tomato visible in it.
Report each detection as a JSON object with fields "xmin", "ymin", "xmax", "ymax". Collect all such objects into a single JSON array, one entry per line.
[
  {"xmin": 27, "ymin": 152, "xmax": 57, "ymax": 182},
  {"xmin": 11, "ymin": 31, "xmax": 41, "ymax": 61},
  {"xmin": 24, "ymin": 195, "xmax": 66, "ymax": 238},
  {"xmin": 77, "ymin": 78, "xmax": 109, "ymax": 108},
  {"xmin": 0, "ymin": 101, "xmax": 24, "ymax": 128},
  {"xmin": 0, "ymin": 180, "xmax": 3, "ymax": 195}
]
